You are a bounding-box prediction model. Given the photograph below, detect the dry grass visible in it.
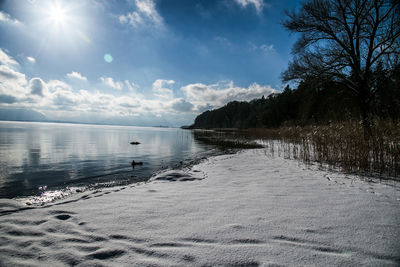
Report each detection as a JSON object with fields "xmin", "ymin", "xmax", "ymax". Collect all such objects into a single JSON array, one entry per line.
[{"xmin": 248, "ymin": 120, "xmax": 400, "ymax": 180}]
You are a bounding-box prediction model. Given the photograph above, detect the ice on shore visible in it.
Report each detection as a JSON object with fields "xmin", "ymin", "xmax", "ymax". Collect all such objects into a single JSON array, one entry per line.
[{"xmin": 0, "ymin": 149, "xmax": 399, "ymax": 266}]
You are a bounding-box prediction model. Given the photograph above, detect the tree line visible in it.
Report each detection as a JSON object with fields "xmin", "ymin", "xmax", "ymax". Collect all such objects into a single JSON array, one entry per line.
[
  {"xmin": 190, "ymin": 63, "xmax": 400, "ymax": 129},
  {"xmin": 191, "ymin": 0, "xmax": 400, "ymax": 134}
]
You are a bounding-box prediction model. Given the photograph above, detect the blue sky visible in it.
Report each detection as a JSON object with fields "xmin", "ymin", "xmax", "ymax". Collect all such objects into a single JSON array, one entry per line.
[{"xmin": 0, "ymin": 0, "xmax": 299, "ymax": 126}]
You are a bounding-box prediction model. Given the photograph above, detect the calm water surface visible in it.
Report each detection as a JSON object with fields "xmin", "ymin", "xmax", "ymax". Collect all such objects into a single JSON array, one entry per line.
[{"xmin": 0, "ymin": 121, "xmax": 217, "ymax": 199}]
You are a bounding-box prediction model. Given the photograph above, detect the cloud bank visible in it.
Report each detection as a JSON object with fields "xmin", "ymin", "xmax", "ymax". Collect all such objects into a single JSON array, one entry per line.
[
  {"xmin": 0, "ymin": 48, "xmax": 19, "ymax": 66},
  {"xmin": 182, "ymin": 81, "xmax": 276, "ymax": 112},
  {"xmin": 0, "ymin": 49, "xmax": 277, "ymax": 126}
]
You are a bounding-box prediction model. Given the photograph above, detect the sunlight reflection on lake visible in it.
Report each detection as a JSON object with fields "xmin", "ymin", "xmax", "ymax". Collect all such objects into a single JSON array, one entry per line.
[{"xmin": 0, "ymin": 121, "xmax": 216, "ymax": 199}]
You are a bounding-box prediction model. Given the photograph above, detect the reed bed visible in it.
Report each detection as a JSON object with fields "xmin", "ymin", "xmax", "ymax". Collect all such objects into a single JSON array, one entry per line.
[
  {"xmin": 193, "ymin": 130, "xmax": 264, "ymax": 149},
  {"xmin": 249, "ymin": 120, "xmax": 400, "ymax": 180}
]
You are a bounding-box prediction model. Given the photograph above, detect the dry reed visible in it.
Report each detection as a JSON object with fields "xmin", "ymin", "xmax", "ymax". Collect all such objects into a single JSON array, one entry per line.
[{"xmin": 248, "ymin": 120, "xmax": 400, "ymax": 180}]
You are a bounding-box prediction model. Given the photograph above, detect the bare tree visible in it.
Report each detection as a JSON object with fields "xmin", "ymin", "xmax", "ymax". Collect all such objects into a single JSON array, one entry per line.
[{"xmin": 282, "ymin": 0, "xmax": 400, "ymax": 138}]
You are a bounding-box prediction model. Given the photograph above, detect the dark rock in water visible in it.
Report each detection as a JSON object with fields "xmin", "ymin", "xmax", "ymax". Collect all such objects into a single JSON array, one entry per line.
[
  {"xmin": 131, "ymin": 160, "xmax": 143, "ymax": 167},
  {"xmin": 130, "ymin": 141, "xmax": 141, "ymax": 145}
]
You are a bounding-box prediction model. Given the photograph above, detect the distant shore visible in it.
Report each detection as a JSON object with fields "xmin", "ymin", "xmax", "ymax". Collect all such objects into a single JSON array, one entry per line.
[{"xmin": 0, "ymin": 119, "xmax": 177, "ymax": 129}]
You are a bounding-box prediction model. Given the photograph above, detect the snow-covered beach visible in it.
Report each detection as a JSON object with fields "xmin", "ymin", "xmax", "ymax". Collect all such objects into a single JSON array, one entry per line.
[{"xmin": 1, "ymin": 149, "xmax": 399, "ymax": 266}]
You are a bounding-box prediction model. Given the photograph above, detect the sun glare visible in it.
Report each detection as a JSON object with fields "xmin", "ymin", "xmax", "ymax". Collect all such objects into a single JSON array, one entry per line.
[
  {"xmin": 39, "ymin": 1, "xmax": 91, "ymax": 46},
  {"xmin": 49, "ymin": 5, "xmax": 67, "ymax": 24}
]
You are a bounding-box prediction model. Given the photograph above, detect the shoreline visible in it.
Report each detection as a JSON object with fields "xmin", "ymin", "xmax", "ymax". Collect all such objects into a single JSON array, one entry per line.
[
  {"xmin": 1, "ymin": 148, "xmax": 399, "ymax": 266},
  {"xmin": 4, "ymin": 143, "xmax": 399, "ymax": 210},
  {"xmin": 6, "ymin": 146, "xmax": 230, "ymax": 206}
]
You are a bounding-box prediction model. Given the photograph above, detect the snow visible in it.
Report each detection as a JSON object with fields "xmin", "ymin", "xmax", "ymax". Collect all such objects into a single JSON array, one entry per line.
[{"xmin": 0, "ymin": 149, "xmax": 399, "ymax": 266}]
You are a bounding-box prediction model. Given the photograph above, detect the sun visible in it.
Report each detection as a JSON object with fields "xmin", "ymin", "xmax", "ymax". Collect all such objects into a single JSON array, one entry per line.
[
  {"xmin": 45, "ymin": 1, "xmax": 71, "ymax": 28},
  {"xmin": 39, "ymin": 1, "xmax": 91, "ymax": 46},
  {"xmin": 48, "ymin": 4, "xmax": 67, "ymax": 24}
]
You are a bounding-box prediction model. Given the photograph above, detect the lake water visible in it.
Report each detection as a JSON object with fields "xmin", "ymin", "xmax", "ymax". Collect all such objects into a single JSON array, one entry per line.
[{"xmin": 0, "ymin": 121, "xmax": 219, "ymax": 201}]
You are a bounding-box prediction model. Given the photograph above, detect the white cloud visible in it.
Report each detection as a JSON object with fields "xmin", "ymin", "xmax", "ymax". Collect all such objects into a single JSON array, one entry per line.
[
  {"xmin": 181, "ymin": 81, "xmax": 277, "ymax": 112},
  {"xmin": 170, "ymin": 98, "xmax": 194, "ymax": 112},
  {"xmin": 0, "ymin": 94, "xmax": 17, "ymax": 104},
  {"xmin": 47, "ymin": 80, "xmax": 73, "ymax": 92},
  {"xmin": 0, "ymin": 65, "xmax": 24, "ymax": 81},
  {"xmin": 235, "ymin": 0, "xmax": 265, "ymax": 13},
  {"xmin": 100, "ymin": 77, "xmax": 123, "ymax": 90},
  {"xmin": 0, "ymin": 65, "xmax": 28, "ymax": 102},
  {"xmin": 66, "ymin": 71, "xmax": 87, "ymax": 82},
  {"xmin": 0, "ymin": 11, "xmax": 21, "ymax": 25},
  {"xmin": 119, "ymin": 0, "xmax": 163, "ymax": 29},
  {"xmin": 26, "ymin": 56, "xmax": 36, "ymax": 63},
  {"xmin": 124, "ymin": 80, "xmax": 138, "ymax": 92},
  {"xmin": 99, "ymin": 77, "xmax": 137, "ymax": 92},
  {"xmin": 0, "ymin": 48, "xmax": 19, "ymax": 66},
  {"xmin": 152, "ymin": 79, "xmax": 174, "ymax": 99},
  {"xmin": 260, "ymin": 44, "xmax": 275, "ymax": 53},
  {"xmin": 52, "ymin": 89, "xmax": 83, "ymax": 109},
  {"xmin": 0, "ymin": 65, "xmax": 26, "ymax": 86},
  {"xmin": 0, "ymin": 49, "xmax": 29, "ymax": 103},
  {"xmin": 136, "ymin": 0, "xmax": 156, "ymax": 16},
  {"xmin": 44, "ymin": 81, "xmax": 109, "ymax": 113},
  {"xmin": 29, "ymin": 78, "xmax": 46, "ymax": 96},
  {"xmin": 119, "ymin": 11, "xmax": 142, "ymax": 26},
  {"xmin": 249, "ymin": 42, "xmax": 275, "ymax": 53},
  {"xmin": 214, "ymin": 36, "xmax": 232, "ymax": 47}
]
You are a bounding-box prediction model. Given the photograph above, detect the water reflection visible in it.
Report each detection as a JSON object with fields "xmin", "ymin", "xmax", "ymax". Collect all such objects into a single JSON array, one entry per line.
[
  {"xmin": 28, "ymin": 148, "xmax": 41, "ymax": 168},
  {"xmin": 0, "ymin": 121, "xmax": 217, "ymax": 199}
]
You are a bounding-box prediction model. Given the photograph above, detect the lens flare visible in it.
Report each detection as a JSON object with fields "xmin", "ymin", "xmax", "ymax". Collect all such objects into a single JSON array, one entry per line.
[{"xmin": 104, "ymin": 54, "xmax": 113, "ymax": 63}]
